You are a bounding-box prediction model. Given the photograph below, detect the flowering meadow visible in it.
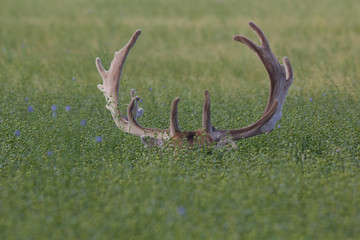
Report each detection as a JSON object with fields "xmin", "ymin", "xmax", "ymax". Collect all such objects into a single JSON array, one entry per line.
[{"xmin": 1, "ymin": 0, "xmax": 359, "ymax": 239}]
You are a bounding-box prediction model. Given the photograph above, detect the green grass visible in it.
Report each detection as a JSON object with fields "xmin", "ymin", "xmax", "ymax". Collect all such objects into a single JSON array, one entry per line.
[{"xmin": 1, "ymin": 0, "xmax": 360, "ymax": 239}]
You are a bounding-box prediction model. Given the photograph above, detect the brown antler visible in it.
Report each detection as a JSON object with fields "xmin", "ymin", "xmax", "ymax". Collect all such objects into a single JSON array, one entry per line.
[
  {"xmin": 202, "ymin": 22, "xmax": 293, "ymax": 144},
  {"xmin": 95, "ymin": 22, "xmax": 293, "ymax": 149}
]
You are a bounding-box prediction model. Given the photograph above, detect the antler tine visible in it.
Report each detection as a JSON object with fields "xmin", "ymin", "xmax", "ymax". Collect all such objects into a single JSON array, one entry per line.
[
  {"xmin": 96, "ymin": 58, "xmax": 108, "ymax": 86},
  {"xmin": 127, "ymin": 97, "xmax": 145, "ymax": 136},
  {"xmin": 130, "ymin": 89, "xmax": 136, "ymax": 98},
  {"xmin": 234, "ymin": 23, "xmax": 280, "ymax": 77},
  {"xmin": 107, "ymin": 30, "xmax": 142, "ymax": 90},
  {"xmin": 232, "ymin": 22, "xmax": 270, "ymax": 53},
  {"xmin": 96, "ymin": 30, "xmax": 141, "ymax": 105},
  {"xmin": 130, "ymin": 89, "xmax": 138, "ymax": 119},
  {"xmin": 127, "ymin": 97, "xmax": 169, "ymax": 137},
  {"xmin": 169, "ymin": 97, "xmax": 181, "ymax": 136},
  {"xmin": 283, "ymin": 57, "xmax": 294, "ymax": 85},
  {"xmin": 248, "ymin": 22, "xmax": 270, "ymax": 49},
  {"xmin": 202, "ymin": 90, "xmax": 213, "ymax": 133},
  {"xmin": 130, "ymin": 89, "xmax": 144, "ymax": 120}
]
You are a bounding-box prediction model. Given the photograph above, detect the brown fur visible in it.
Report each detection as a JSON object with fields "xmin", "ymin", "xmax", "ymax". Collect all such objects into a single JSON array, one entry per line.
[{"xmin": 171, "ymin": 130, "xmax": 213, "ymax": 147}]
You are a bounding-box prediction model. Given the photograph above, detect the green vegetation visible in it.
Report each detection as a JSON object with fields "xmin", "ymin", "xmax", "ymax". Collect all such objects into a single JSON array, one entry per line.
[{"xmin": 1, "ymin": 0, "xmax": 359, "ymax": 239}]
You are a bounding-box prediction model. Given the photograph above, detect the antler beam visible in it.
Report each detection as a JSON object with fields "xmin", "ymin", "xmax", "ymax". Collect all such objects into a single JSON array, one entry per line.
[{"xmin": 95, "ymin": 22, "xmax": 294, "ymax": 149}]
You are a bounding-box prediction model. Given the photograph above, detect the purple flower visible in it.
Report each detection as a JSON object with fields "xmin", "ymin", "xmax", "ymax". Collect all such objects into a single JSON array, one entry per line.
[
  {"xmin": 51, "ymin": 105, "xmax": 57, "ymax": 111},
  {"xmin": 149, "ymin": 87, "xmax": 153, "ymax": 91},
  {"xmin": 96, "ymin": 136, "xmax": 102, "ymax": 142},
  {"xmin": 162, "ymin": 85, "xmax": 165, "ymax": 89},
  {"xmin": 25, "ymin": 97, "xmax": 28, "ymax": 101},
  {"xmin": 336, "ymin": 148, "xmax": 340, "ymax": 153},
  {"xmin": 52, "ymin": 112, "xmax": 58, "ymax": 118},
  {"xmin": 47, "ymin": 151, "xmax": 53, "ymax": 156},
  {"xmin": 277, "ymin": 125, "xmax": 281, "ymax": 128},
  {"xmin": 14, "ymin": 130, "xmax": 20, "ymax": 137},
  {"xmin": 81, "ymin": 120, "xmax": 86, "ymax": 126},
  {"xmin": 139, "ymin": 99, "xmax": 143, "ymax": 103},
  {"xmin": 65, "ymin": 105, "xmax": 71, "ymax": 112},
  {"xmin": 177, "ymin": 206, "xmax": 186, "ymax": 216},
  {"xmin": 309, "ymin": 98, "xmax": 312, "ymax": 101},
  {"xmin": 323, "ymin": 93, "xmax": 326, "ymax": 97},
  {"xmin": 27, "ymin": 106, "xmax": 33, "ymax": 112},
  {"xmin": 72, "ymin": 77, "xmax": 76, "ymax": 81}
]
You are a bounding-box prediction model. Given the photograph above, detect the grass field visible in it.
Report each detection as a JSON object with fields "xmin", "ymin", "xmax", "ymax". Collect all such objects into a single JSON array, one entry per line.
[{"xmin": 1, "ymin": 0, "xmax": 360, "ymax": 239}]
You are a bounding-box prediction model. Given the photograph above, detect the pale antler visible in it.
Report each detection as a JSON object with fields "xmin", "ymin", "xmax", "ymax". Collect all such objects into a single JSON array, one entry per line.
[
  {"xmin": 95, "ymin": 30, "xmax": 169, "ymax": 146},
  {"xmin": 96, "ymin": 22, "xmax": 293, "ymax": 149}
]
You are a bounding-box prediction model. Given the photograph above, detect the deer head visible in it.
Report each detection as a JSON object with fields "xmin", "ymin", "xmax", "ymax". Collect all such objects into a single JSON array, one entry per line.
[{"xmin": 95, "ymin": 22, "xmax": 293, "ymax": 149}]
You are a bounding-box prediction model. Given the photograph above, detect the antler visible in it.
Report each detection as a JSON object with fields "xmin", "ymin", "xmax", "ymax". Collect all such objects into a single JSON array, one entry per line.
[
  {"xmin": 95, "ymin": 22, "xmax": 293, "ymax": 149},
  {"xmin": 204, "ymin": 22, "xmax": 294, "ymax": 143},
  {"xmin": 95, "ymin": 30, "xmax": 170, "ymax": 146}
]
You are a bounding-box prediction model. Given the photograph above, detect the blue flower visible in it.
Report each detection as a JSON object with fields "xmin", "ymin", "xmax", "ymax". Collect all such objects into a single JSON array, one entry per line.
[
  {"xmin": 25, "ymin": 97, "xmax": 28, "ymax": 101},
  {"xmin": 14, "ymin": 130, "xmax": 20, "ymax": 137},
  {"xmin": 149, "ymin": 87, "xmax": 153, "ymax": 91},
  {"xmin": 72, "ymin": 77, "xmax": 76, "ymax": 81},
  {"xmin": 81, "ymin": 120, "xmax": 86, "ymax": 126},
  {"xmin": 277, "ymin": 125, "xmax": 281, "ymax": 128},
  {"xmin": 65, "ymin": 105, "xmax": 71, "ymax": 112},
  {"xmin": 323, "ymin": 93, "xmax": 326, "ymax": 97},
  {"xmin": 309, "ymin": 98, "xmax": 312, "ymax": 101},
  {"xmin": 177, "ymin": 206, "xmax": 186, "ymax": 216},
  {"xmin": 96, "ymin": 136, "xmax": 102, "ymax": 142},
  {"xmin": 139, "ymin": 99, "xmax": 143, "ymax": 103},
  {"xmin": 51, "ymin": 105, "xmax": 57, "ymax": 111},
  {"xmin": 47, "ymin": 151, "xmax": 53, "ymax": 156},
  {"xmin": 27, "ymin": 106, "xmax": 33, "ymax": 112}
]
